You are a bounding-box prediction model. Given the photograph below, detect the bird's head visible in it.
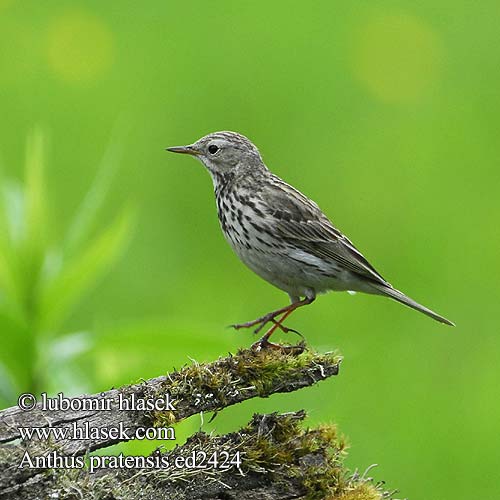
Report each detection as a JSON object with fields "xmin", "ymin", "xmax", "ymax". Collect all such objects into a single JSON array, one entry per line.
[{"xmin": 167, "ymin": 131, "xmax": 265, "ymax": 177}]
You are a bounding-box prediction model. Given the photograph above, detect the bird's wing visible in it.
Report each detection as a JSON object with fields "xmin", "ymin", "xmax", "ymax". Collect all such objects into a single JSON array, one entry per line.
[{"xmin": 261, "ymin": 178, "xmax": 389, "ymax": 285}]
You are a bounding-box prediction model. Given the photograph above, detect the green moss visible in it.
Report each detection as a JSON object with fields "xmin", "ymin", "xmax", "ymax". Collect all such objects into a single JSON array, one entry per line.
[
  {"xmin": 151, "ymin": 410, "xmax": 391, "ymax": 499},
  {"xmin": 242, "ymin": 412, "xmax": 339, "ymax": 497},
  {"xmin": 242, "ymin": 412, "xmax": 336, "ymax": 470},
  {"xmin": 335, "ymin": 482, "xmax": 385, "ymax": 500},
  {"xmin": 239, "ymin": 412, "xmax": 388, "ymax": 500},
  {"xmin": 232, "ymin": 347, "xmax": 341, "ymax": 396},
  {"xmin": 152, "ymin": 409, "xmax": 177, "ymax": 427},
  {"xmin": 151, "ymin": 347, "xmax": 341, "ymax": 427}
]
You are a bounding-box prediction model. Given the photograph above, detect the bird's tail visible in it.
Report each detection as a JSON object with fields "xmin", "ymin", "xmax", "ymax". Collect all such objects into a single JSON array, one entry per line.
[{"xmin": 370, "ymin": 284, "xmax": 455, "ymax": 326}]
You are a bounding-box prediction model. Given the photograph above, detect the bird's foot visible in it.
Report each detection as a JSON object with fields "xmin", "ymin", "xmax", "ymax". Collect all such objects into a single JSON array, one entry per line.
[
  {"xmin": 270, "ymin": 319, "xmax": 304, "ymax": 340},
  {"xmin": 230, "ymin": 311, "xmax": 281, "ymax": 334},
  {"xmin": 230, "ymin": 297, "xmax": 313, "ymax": 334},
  {"xmin": 251, "ymin": 337, "xmax": 306, "ymax": 355}
]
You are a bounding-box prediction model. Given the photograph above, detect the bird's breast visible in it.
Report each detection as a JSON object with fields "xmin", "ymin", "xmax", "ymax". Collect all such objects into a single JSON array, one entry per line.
[{"xmin": 214, "ymin": 188, "xmax": 335, "ymax": 296}]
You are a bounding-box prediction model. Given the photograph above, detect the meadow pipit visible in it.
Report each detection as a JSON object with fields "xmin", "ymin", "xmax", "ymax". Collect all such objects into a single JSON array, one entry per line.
[{"xmin": 167, "ymin": 131, "xmax": 454, "ymax": 349}]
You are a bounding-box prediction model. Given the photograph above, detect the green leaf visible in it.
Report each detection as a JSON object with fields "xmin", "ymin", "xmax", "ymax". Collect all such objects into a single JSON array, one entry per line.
[
  {"xmin": 39, "ymin": 206, "xmax": 135, "ymax": 334},
  {"xmin": 11, "ymin": 128, "xmax": 51, "ymax": 321},
  {"xmin": 48, "ymin": 330, "xmax": 94, "ymax": 363},
  {"xmin": 0, "ymin": 239, "xmax": 16, "ymax": 305},
  {"xmin": 64, "ymin": 122, "xmax": 128, "ymax": 257},
  {"xmin": 0, "ymin": 181, "xmax": 25, "ymax": 311},
  {"xmin": 24, "ymin": 127, "xmax": 48, "ymax": 252}
]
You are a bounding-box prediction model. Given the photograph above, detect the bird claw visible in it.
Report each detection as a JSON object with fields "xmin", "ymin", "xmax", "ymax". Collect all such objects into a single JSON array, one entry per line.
[
  {"xmin": 230, "ymin": 313, "xmax": 277, "ymax": 333},
  {"xmin": 269, "ymin": 319, "xmax": 304, "ymax": 339},
  {"xmin": 251, "ymin": 337, "xmax": 306, "ymax": 355}
]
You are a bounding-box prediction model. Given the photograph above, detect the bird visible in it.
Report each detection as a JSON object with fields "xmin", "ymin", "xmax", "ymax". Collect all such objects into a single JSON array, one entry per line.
[{"xmin": 167, "ymin": 131, "xmax": 454, "ymax": 350}]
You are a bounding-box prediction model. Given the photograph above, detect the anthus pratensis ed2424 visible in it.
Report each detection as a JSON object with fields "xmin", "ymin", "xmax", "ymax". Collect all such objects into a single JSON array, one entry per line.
[{"xmin": 167, "ymin": 131, "xmax": 454, "ymax": 349}]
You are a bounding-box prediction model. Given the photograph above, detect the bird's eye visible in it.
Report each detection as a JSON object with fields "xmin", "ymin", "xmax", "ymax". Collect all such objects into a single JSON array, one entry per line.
[{"xmin": 208, "ymin": 144, "xmax": 219, "ymax": 154}]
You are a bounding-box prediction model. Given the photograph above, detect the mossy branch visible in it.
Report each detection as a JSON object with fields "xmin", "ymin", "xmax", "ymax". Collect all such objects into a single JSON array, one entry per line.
[
  {"xmin": 0, "ymin": 348, "xmax": 340, "ymax": 454},
  {"xmin": 0, "ymin": 348, "xmax": 395, "ymax": 499},
  {"xmin": 1, "ymin": 411, "xmax": 391, "ymax": 500}
]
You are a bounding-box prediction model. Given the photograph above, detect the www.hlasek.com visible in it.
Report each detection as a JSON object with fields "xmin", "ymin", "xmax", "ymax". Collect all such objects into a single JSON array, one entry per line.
[
  {"xmin": 16, "ymin": 391, "xmax": 243, "ymax": 473},
  {"xmin": 18, "ymin": 421, "xmax": 175, "ymax": 441}
]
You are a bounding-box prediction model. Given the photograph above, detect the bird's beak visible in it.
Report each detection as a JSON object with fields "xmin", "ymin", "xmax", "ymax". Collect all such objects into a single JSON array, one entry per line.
[{"xmin": 165, "ymin": 145, "xmax": 201, "ymax": 156}]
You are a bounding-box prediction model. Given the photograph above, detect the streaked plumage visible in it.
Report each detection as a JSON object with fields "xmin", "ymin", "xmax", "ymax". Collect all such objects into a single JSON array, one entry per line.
[{"xmin": 167, "ymin": 131, "xmax": 454, "ymax": 347}]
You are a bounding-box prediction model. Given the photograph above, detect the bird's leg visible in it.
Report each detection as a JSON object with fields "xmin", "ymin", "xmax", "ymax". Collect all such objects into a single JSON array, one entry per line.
[
  {"xmin": 255, "ymin": 308, "xmax": 296, "ymax": 346},
  {"xmin": 251, "ymin": 311, "xmax": 305, "ymax": 354},
  {"xmin": 231, "ymin": 303, "xmax": 299, "ymax": 332},
  {"xmin": 270, "ymin": 317, "xmax": 304, "ymax": 339},
  {"xmin": 252, "ymin": 295, "xmax": 316, "ymax": 352},
  {"xmin": 232, "ymin": 296, "xmax": 314, "ymax": 334},
  {"xmin": 248, "ymin": 296, "xmax": 315, "ymax": 352}
]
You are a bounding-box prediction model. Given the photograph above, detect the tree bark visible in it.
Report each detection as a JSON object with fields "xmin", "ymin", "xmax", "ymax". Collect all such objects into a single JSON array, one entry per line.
[{"xmin": 0, "ymin": 348, "xmax": 391, "ymax": 500}]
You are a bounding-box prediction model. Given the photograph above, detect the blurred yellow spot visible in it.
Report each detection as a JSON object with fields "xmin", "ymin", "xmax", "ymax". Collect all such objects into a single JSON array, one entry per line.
[
  {"xmin": 0, "ymin": 0, "xmax": 14, "ymax": 10},
  {"xmin": 351, "ymin": 13, "xmax": 442, "ymax": 102},
  {"xmin": 46, "ymin": 9, "xmax": 114, "ymax": 83},
  {"xmin": 97, "ymin": 350, "xmax": 122, "ymax": 381}
]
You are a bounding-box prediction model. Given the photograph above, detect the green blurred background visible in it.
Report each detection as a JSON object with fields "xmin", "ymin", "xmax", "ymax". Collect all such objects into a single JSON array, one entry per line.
[{"xmin": 1, "ymin": 1, "xmax": 499, "ymax": 498}]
